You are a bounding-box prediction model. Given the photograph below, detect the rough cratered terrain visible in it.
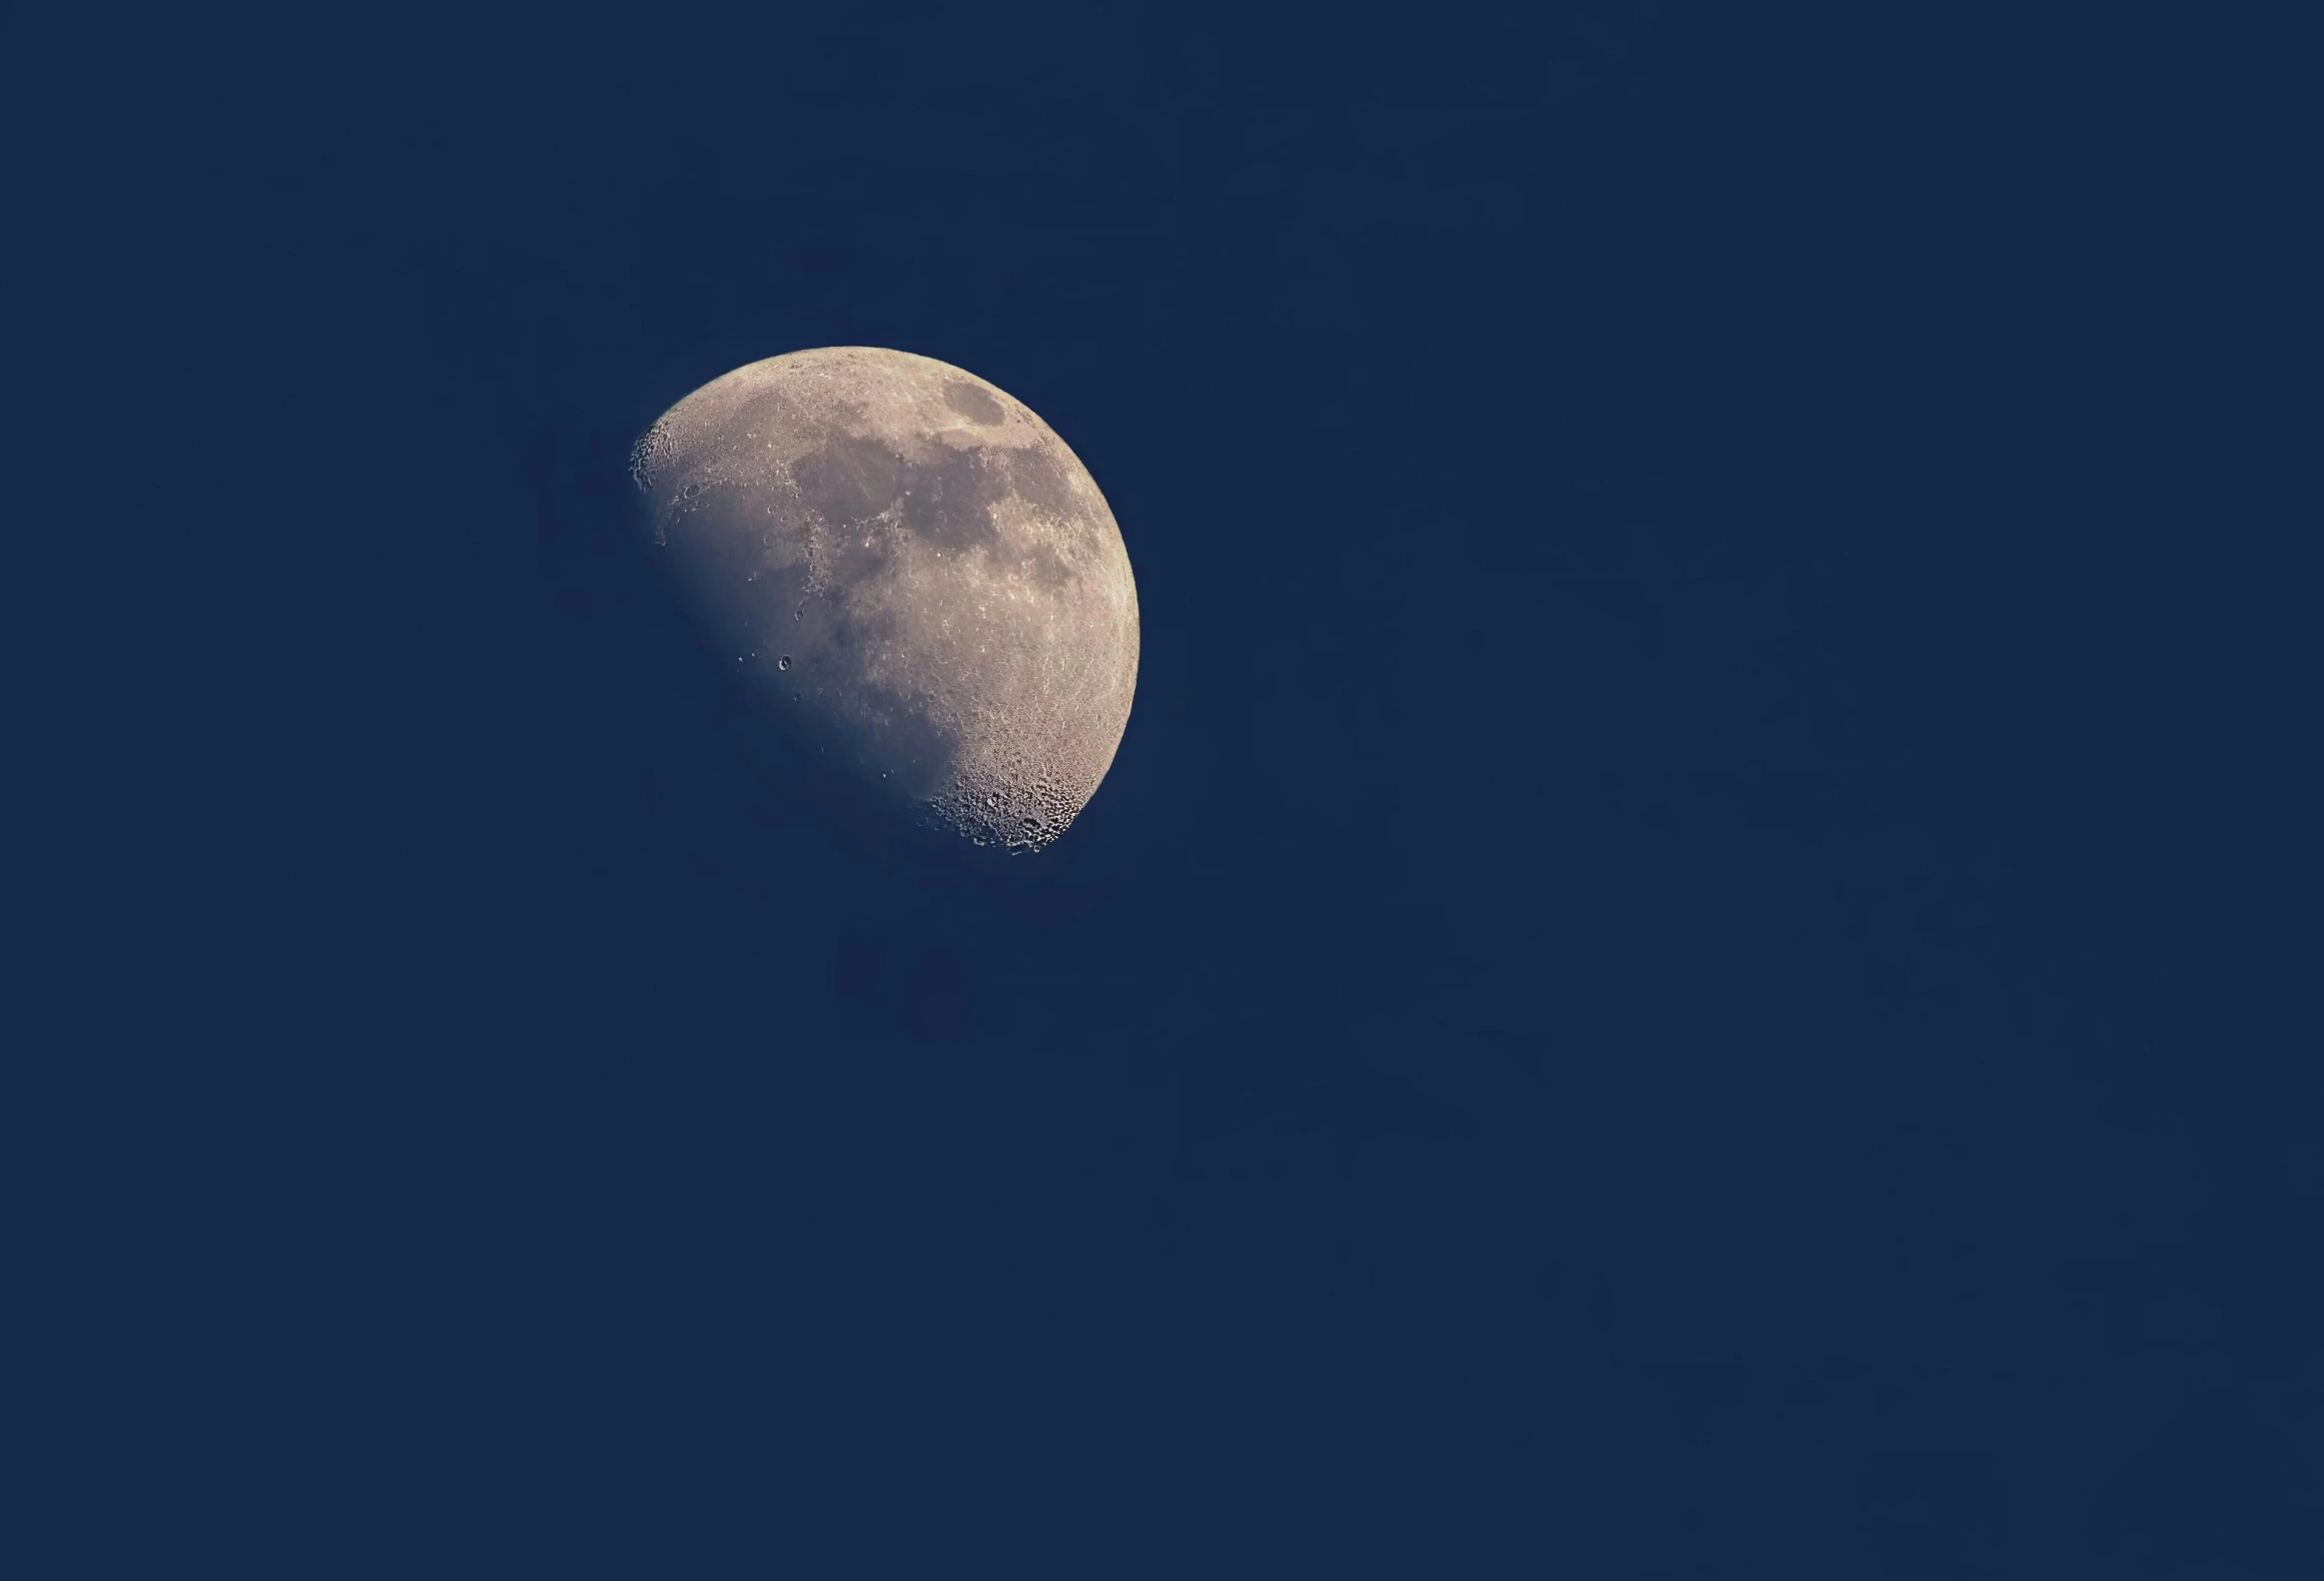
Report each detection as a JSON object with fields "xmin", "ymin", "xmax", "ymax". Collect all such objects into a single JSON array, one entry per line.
[{"xmin": 631, "ymin": 348, "xmax": 1140, "ymax": 853}]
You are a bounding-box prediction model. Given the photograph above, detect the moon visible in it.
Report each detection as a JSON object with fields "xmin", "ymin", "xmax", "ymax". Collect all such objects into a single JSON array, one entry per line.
[{"xmin": 630, "ymin": 348, "xmax": 1140, "ymax": 853}]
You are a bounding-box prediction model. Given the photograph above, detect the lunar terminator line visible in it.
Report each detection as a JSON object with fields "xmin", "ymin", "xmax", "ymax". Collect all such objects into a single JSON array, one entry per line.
[{"xmin": 631, "ymin": 348, "xmax": 1140, "ymax": 852}]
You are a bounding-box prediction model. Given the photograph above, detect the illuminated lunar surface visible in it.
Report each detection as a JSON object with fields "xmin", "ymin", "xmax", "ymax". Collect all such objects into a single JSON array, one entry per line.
[{"xmin": 631, "ymin": 348, "xmax": 1140, "ymax": 852}]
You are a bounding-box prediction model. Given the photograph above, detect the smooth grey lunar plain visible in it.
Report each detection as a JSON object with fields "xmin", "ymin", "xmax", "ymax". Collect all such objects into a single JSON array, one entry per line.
[{"xmin": 631, "ymin": 348, "xmax": 1140, "ymax": 853}]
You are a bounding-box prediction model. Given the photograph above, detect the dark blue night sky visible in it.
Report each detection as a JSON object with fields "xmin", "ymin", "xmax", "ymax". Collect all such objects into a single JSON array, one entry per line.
[{"xmin": 26, "ymin": 6, "xmax": 2317, "ymax": 1575}]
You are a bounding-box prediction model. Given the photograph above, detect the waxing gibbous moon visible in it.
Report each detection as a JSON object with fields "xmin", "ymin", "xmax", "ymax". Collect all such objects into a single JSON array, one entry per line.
[{"xmin": 631, "ymin": 348, "xmax": 1140, "ymax": 853}]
